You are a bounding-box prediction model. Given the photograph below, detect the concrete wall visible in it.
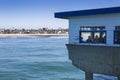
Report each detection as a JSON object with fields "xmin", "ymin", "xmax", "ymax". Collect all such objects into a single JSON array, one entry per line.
[
  {"xmin": 69, "ymin": 13, "xmax": 120, "ymax": 45},
  {"xmin": 66, "ymin": 44, "xmax": 120, "ymax": 77}
]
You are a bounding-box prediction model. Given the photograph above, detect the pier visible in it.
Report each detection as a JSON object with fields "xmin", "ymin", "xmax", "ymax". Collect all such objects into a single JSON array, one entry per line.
[{"xmin": 55, "ymin": 6, "xmax": 120, "ymax": 80}]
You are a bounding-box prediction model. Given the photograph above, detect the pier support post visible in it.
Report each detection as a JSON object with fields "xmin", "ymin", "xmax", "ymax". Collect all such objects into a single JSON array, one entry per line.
[{"xmin": 85, "ymin": 72, "xmax": 93, "ymax": 80}]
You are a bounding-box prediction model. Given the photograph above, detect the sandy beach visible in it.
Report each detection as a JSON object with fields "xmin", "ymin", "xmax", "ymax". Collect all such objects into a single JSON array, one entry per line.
[{"xmin": 0, "ymin": 34, "xmax": 68, "ymax": 37}]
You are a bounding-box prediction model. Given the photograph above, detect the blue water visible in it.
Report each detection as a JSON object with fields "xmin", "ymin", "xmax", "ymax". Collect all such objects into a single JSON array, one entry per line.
[{"xmin": 0, "ymin": 36, "xmax": 117, "ymax": 80}]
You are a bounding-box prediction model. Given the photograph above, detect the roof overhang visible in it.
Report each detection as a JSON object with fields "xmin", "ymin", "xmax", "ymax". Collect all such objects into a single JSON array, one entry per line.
[{"xmin": 55, "ymin": 7, "xmax": 120, "ymax": 19}]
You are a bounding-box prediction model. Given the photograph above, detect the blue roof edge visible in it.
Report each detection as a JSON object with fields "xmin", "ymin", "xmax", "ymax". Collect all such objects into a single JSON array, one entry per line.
[{"xmin": 55, "ymin": 6, "xmax": 120, "ymax": 19}]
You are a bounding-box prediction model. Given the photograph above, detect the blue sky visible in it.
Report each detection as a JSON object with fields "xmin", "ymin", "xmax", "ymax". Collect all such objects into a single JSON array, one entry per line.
[{"xmin": 0, "ymin": 0, "xmax": 120, "ymax": 29}]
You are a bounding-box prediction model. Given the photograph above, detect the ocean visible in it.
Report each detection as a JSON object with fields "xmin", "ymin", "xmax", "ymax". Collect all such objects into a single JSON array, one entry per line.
[{"xmin": 0, "ymin": 36, "xmax": 117, "ymax": 80}]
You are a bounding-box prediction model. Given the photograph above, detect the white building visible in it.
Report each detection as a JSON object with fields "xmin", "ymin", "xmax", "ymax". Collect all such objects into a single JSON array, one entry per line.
[{"xmin": 55, "ymin": 7, "xmax": 120, "ymax": 80}]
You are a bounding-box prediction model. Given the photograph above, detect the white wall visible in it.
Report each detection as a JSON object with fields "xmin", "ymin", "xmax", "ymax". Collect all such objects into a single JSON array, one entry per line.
[{"xmin": 68, "ymin": 13, "xmax": 120, "ymax": 45}]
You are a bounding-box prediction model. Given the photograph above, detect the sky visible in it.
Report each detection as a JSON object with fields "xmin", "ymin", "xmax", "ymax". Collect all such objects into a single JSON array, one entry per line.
[{"xmin": 0, "ymin": 0, "xmax": 120, "ymax": 29}]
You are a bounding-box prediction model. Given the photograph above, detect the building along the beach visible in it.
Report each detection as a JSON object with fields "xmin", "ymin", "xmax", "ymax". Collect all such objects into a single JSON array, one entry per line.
[{"xmin": 55, "ymin": 7, "xmax": 120, "ymax": 80}]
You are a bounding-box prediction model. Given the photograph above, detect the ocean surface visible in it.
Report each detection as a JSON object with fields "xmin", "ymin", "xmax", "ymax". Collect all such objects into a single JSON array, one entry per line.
[{"xmin": 0, "ymin": 36, "xmax": 117, "ymax": 80}]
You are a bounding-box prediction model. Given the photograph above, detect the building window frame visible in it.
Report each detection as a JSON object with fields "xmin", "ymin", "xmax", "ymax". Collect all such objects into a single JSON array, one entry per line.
[{"xmin": 79, "ymin": 26, "xmax": 106, "ymax": 44}]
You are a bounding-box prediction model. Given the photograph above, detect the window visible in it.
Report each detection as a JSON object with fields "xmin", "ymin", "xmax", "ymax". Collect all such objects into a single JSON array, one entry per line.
[
  {"xmin": 80, "ymin": 26, "xmax": 106, "ymax": 44},
  {"xmin": 114, "ymin": 26, "xmax": 120, "ymax": 44}
]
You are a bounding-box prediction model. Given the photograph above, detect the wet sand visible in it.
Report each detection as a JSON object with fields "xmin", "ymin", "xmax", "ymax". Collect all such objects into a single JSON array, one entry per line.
[{"xmin": 0, "ymin": 34, "xmax": 68, "ymax": 37}]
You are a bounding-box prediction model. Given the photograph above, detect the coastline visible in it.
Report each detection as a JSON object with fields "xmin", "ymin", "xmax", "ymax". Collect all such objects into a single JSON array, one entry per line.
[{"xmin": 0, "ymin": 34, "xmax": 68, "ymax": 37}]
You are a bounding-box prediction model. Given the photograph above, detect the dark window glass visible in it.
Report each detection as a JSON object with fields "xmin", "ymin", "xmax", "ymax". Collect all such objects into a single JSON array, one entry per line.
[
  {"xmin": 114, "ymin": 26, "xmax": 120, "ymax": 44},
  {"xmin": 114, "ymin": 31, "xmax": 120, "ymax": 44},
  {"xmin": 115, "ymin": 26, "xmax": 120, "ymax": 30}
]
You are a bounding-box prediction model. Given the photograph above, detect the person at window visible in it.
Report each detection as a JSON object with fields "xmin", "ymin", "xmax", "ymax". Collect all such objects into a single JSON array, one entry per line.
[
  {"xmin": 102, "ymin": 36, "xmax": 106, "ymax": 43},
  {"xmin": 99, "ymin": 32, "xmax": 105, "ymax": 43},
  {"xmin": 86, "ymin": 36, "xmax": 93, "ymax": 43},
  {"xmin": 94, "ymin": 35, "xmax": 99, "ymax": 43}
]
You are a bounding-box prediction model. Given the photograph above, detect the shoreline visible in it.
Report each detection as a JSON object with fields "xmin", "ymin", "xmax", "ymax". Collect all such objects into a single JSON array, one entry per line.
[{"xmin": 0, "ymin": 34, "xmax": 68, "ymax": 37}]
